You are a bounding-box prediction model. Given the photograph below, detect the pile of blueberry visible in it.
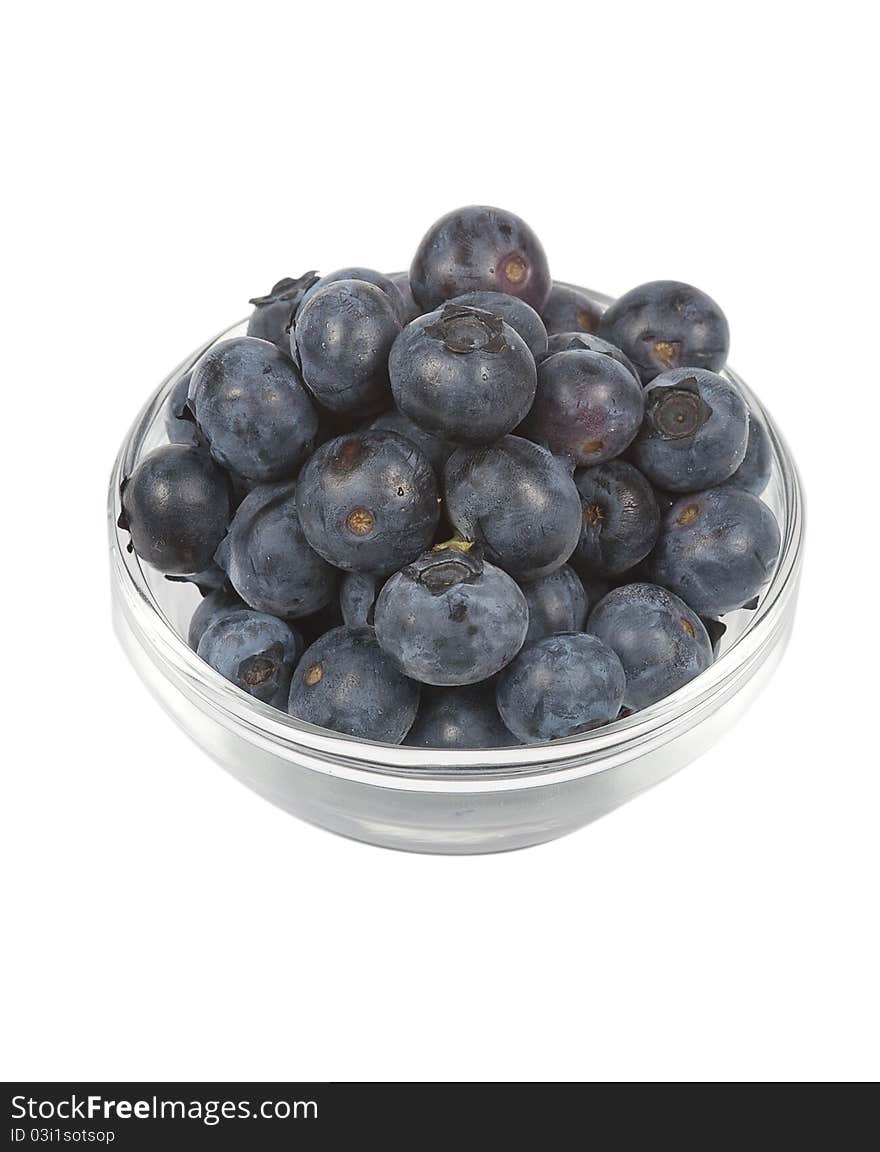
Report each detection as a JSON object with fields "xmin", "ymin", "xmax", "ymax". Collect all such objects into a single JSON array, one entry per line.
[{"xmin": 118, "ymin": 205, "xmax": 781, "ymax": 748}]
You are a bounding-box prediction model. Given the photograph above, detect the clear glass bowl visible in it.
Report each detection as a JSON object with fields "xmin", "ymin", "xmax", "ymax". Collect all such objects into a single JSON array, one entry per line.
[{"xmin": 107, "ymin": 286, "xmax": 805, "ymax": 854}]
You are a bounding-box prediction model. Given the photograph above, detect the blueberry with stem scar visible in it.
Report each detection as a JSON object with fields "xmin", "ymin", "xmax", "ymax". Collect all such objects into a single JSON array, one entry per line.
[
  {"xmin": 374, "ymin": 542, "xmax": 529, "ymax": 686},
  {"xmin": 599, "ymin": 279, "xmax": 729, "ymax": 384},
  {"xmin": 295, "ymin": 431, "xmax": 440, "ymax": 574},
  {"xmin": 588, "ymin": 583, "xmax": 713, "ymax": 711},
  {"xmin": 631, "ymin": 367, "xmax": 748, "ymax": 492},
  {"xmin": 650, "ymin": 487, "xmax": 781, "ymax": 616},
  {"xmin": 288, "ymin": 625, "xmax": 420, "ymax": 743},
  {"xmin": 410, "ymin": 205, "xmax": 551, "ymax": 312},
  {"xmin": 390, "ymin": 304, "xmax": 537, "ymax": 446}
]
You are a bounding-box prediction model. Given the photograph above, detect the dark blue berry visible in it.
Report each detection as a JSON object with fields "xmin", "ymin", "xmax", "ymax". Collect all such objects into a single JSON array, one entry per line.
[
  {"xmin": 303, "ymin": 267, "xmax": 408, "ymax": 325},
  {"xmin": 573, "ymin": 460, "xmax": 660, "ymax": 578},
  {"xmin": 519, "ymin": 565, "xmax": 588, "ymax": 645},
  {"xmin": 189, "ymin": 337, "xmax": 318, "ymax": 482},
  {"xmin": 444, "ymin": 436, "xmax": 582, "ymax": 580},
  {"xmin": 247, "ymin": 272, "xmax": 319, "ymax": 352},
  {"xmin": 588, "ymin": 583, "xmax": 713, "ymax": 710},
  {"xmin": 374, "ymin": 545, "xmax": 528, "ymax": 686},
  {"xmin": 197, "ymin": 610, "xmax": 302, "ymax": 705},
  {"xmin": 293, "ymin": 279, "xmax": 401, "ymax": 416},
  {"xmin": 631, "ymin": 367, "xmax": 748, "ymax": 491},
  {"xmin": 496, "ymin": 633, "xmax": 625, "ymax": 743},
  {"xmin": 340, "ymin": 571, "xmax": 380, "ymax": 627},
  {"xmin": 387, "ymin": 271, "xmax": 421, "ymax": 324},
  {"xmin": 447, "ymin": 290, "xmax": 548, "ymax": 358},
  {"xmin": 389, "ymin": 304, "xmax": 537, "ymax": 446},
  {"xmin": 410, "ymin": 205, "xmax": 551, "ymax": 312},
  {"xmin": 405, "ymin": 684, "xmax": 517, "ymax": 749},
  {"xmin": 599, "ymin": 280, "xmax": 729, "ymax": 383},
  {"xmin": 295, "ymin": 431, "xmax": 440, "ymax": 574},
  {"xmin": 541, "ymin": 281, "xmax": 603, "ymax": 336},
  {"xmin": 521, "ymin": 348, "xmax": 644, "ymax": 466},
  {"xmin": 540, "ymin": 332, "xmax": 639, "ymax": 382},
  {"xmin": 214, "ymin": 480, "xmax": 338, "ymax": 618},
  {"xmin": 650, "ymin": 488, "xmax": 781, "ymax": 616},
  {"xmin": 119, "ymin": 444, "xmax": 230, "ymax": 575},
  {"xmin": 187, "ymin": 585, "xmax": 247, "ymax": 650},
  {"xmin": 288, "ymin": 625, "xmax": 419, "ymax": 743},
  {"xmin": 722, "ymin": 409, "xmax": 772, "ymax": 495},
  {"xmin": 368, "ymin": 409, "xmax": 454, "ymax": 474}
]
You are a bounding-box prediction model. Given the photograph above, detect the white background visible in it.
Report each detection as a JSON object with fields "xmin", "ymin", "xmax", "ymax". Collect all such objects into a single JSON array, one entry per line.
[{"xmin": 3, "ymin": 1, "xmax": 877, "ymax": 1082}]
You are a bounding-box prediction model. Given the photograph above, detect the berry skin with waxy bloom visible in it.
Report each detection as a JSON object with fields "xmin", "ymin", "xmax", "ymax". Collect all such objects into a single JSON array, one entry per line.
[
  {"xmin": 588, "ymin": 583, "xmax": 713, "ymax": 711},
  {"xmin": 630, "ymin": 367, "xmax": 748, "ymax": 492},
  {"xmin": 496, "ymin": 632, "xmax": 625, "ymax": 744},
  {"xmin": 650, "ymin": 487, "xmax": 781, "ymax": 616},
  {"xmin": 119, "ymin": 444, "xmax": 230, "ymax": 575},
  {"xmin": 188, "ymin": 336, "xmax": 318, "ymax": 482},
  {"xmin": 288, "ymin": 625, "xmax": 420, "ymax": 744},
  {"xmin": 295, "ymin": 431, "xmax": 440, "ymax": 575},
  {"xmin": 293, "ymin": 279, "xmax": 401, "ymax": 416},
  {"xmin": 599, "ymin": 279, "xmax": 730, "ymax": 384},
  {"xmin": 214, "ymin": 480, "xmax": 338, "ymax": 619},
  {"xmin": 390, "ymin": 304, "xmax": 537, "ymax": 446},
  {"xmin": 444, "ymin": 436, "xmax": 583, "ymax": 581},
  {"xmin": 374, "ymin": 544, "xmax": 529, "ymax": 687},
  {"xmin": 541, "ymin": 281, "xmax": 604, "ymax": 336},
  {"xmin": 572, "ymin": 460, "xmax": 660, "ymax": 579},
  {"xmin": 520, "ymin": 347, "xmax": 644, "ymax": 467},
  {"xmin": 405, "ymin": 684, "xmax": 518, "ymax": 750},
  {"xmin": 410, "ymin": 205, "xmax": 552, "ymax": 313},
  {"xmin": 518, "ymin": 565, "xmax": 588, "ymax": 645},
  {"xmin": 197, "ymin": 610, "xmax": 302, "ymax": 705}
]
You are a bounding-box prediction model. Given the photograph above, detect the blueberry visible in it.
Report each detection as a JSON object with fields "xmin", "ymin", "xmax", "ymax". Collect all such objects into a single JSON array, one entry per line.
[
  {"xmin": 295, "ymin": 431, "xmax": 440, "ymax": 574},
  {"xmin": 187, "ymin": 585, "xmax": 247, "ymax": 649},
  {"xmin": 540, "ymin": 332, "xmax": 639, "ymax": 382},
  {"xmin": 496, "ymin": 633, "xmax": 625, "ymax": 743},
  {"xmin": 447, "ymin": 290, "xmax": 548, "ymax": 359},
  {"xmin": 119, "ymin": 444, "xmax": 230, "ymax": 575},
  {"xmin": 588, "ymin": 583, "xmax": 713, "ymax": 710},
  {"xmin": 288, "ymin": 625, "xmax": 419, "ymax": 743},
  {"xmin": 387, "ymin": 271, "xmax": 422, "ymax": 324},
  {"xmin": 405, "ymin": 683, "xmax": 518, "ymax": 749},
  {"xmin": 368, "ymin": 409, "xmax": 454, "ymax": 474},
  {"xmin": 340, "ymin": 571, "xmax": 381, "ymax": 627},
  {"xmin": 572, "ymin": 460, "xmax": 660, "ymax": 578},
  {"xmin": 541, "ymin": 281, "xmax": 603, "ymax": 336},
  {"xmin": 444, "ymin": 436, "xmax": 582, "ymax": 580},
  {"xmin": 650, "ymin": 488, "xmax": 781, "ymax": 616},
  {"xmin": 374, "ymin": 544, "xmax": 528, "ymax": 686},
  {"xmin": 389, "ymin": 304, "xmax": 537, "ymax": 446},
  {"xmin": 630, "ymin": 367, "xmax": 748, "ymax": 491},
  {"xmin": 164, "ymin": 370, "xmax": 200, "ymax": 446},
  {"xmin": 247, "ymin": 272, "xmax": 319, "ymax": 352},
  {"xmin": 214, "ymin": 479, "xmax": 338, "ymax": 618},
  {"xmin": 197, "ymin": 610, "xmax": 302, "ymax": 705},
  {"xmin": 293, "ymin": 279, "xmax": 401, "ymax": 416},
  {"xmin": 599, "ymin": 280, "xmax": 729, "ymax": 383},
  {"xmin": 303, "ymin": 267, "xmax": 409, "ymax": 326},
  {"xmin": 410, "ymin": 205, "xmax": 551, "ymax": 313},
  {"xmin": 189, "ymin": 337, "xmax": 318, "ymax": 482},
  {"xmin": 519, "ymin": 565, "xmax": 588, "ymax": 645},
  {"xmin": 520, "ymin": 349, "xmax": 644, "ymax": 466},
  {"xmin": 722, "ymin": 409, "xmax": 772, "ymax": 495}
]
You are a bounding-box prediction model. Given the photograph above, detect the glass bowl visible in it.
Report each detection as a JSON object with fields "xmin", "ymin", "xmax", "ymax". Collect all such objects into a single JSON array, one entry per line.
[{"xmin": 107, "ymin": 285, "xmax": 805, "ymax": 854}]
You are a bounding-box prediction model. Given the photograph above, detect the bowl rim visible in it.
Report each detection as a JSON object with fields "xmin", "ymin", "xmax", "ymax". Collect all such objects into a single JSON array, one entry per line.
[{"xmin": 108, "ymin": 286, "xmax": 805, "ymax": 792}]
